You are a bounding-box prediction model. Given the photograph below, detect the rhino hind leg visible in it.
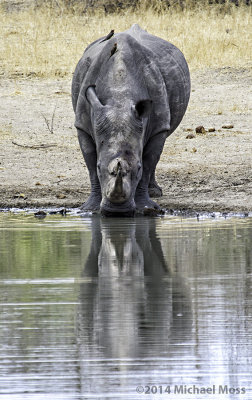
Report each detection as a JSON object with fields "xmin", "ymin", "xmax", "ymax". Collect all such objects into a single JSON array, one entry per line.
[
  {"xmin": 135, "ymin": 131, "xmax": 167, "ymax": 212},
  {"xmin": 77, "ymin": 129, "xmax": 102, "ymax": 212},
  {"xmin": 148, "ymin": 171, "xmax": 163, "ymax": 198}
]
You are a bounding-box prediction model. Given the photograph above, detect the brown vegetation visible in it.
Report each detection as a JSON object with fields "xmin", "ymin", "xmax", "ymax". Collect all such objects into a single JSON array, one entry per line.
[{"xmin": 0, "ymin": 0, "xmax": 251, "ymax": 78}]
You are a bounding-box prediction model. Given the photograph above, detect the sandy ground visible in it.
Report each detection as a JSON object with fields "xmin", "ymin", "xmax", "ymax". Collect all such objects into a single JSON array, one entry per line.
[{"xmin": 0, "ymin": 67, "xmax": 251, "ymax": 212}]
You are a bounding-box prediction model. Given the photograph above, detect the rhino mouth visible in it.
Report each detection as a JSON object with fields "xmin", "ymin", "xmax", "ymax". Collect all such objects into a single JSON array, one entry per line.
[
  {"xmin": 101, "ymin": 209, "xmax": 135, "ymax": 217},
  {"xmin": 100, "ymin": 198, "xmax": 136, "ymax": 217}
]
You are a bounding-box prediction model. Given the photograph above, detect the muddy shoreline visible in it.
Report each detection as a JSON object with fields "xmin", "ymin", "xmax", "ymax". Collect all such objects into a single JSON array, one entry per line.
[{"xmin": 0, "ymin": 68, "xmax": 251, "ymax": 213}]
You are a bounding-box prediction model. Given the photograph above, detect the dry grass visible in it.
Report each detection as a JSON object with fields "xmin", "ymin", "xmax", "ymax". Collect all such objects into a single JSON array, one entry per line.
[{"xmin": 0, "ymin": 2, "xmax": 251, "ymax": 78}]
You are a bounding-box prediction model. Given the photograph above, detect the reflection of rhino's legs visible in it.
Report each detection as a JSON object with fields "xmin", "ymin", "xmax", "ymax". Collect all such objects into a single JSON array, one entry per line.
[
  {"xmin": 77, "ymin": 128, "xmax": 102, "ymax": 211},
  {"xmin": 78, "ymin": 218, "xmax": 102, "ymax": 347},
  {"xmin": 82, "ymin": 217, "xmax": 102, "ymax": 277},
  {"xmin": 135, "ymin": 218, "xmax": 169, "ymax": 276},
  {"xmin": 135, "ymin": 131, "xmax": 167, "ymax": 210}
]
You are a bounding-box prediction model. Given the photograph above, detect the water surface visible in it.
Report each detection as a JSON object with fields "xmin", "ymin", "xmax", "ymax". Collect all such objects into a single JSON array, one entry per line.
[{"xmin": 0, "ymin": 212, "xmax": 251, "ymax": 399}]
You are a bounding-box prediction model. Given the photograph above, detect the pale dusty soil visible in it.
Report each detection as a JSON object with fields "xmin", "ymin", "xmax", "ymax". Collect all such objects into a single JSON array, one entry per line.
[{"xmin": 0, "ymin": 68, "xmax": 251, "ymax": 212}]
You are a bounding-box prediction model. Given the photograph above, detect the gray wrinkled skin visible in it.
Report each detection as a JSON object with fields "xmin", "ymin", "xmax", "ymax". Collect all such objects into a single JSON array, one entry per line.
[{"xmin": 72, "ymin": 24, "xmax": 190, "ymax": 216}]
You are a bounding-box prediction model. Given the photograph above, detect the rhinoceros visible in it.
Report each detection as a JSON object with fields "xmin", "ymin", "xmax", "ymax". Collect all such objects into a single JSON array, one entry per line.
[{"xmin": 72, "ymin": 24, "xmax": 190, "ymax": 216}]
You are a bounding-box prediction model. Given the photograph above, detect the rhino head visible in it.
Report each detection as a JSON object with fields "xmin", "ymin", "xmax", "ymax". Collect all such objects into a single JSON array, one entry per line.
[{"xmin": 86, "ymin": 86, "xmax": 152, "ymax": 216}]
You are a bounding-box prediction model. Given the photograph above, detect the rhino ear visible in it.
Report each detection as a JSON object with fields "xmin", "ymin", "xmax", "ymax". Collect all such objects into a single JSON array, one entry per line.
[
  {"xmin": 135, "ymin": 99, "xmax": 152, "ymax": 119},
  {"xmin": 85, "ymin": 85, "xmax": 103, "ymax": 109}
]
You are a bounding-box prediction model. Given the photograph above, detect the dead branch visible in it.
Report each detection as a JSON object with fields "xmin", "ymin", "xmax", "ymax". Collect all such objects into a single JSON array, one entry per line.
[{"xmin": 12, "ymin": 141, "xmax": 57, "ymax": 149}]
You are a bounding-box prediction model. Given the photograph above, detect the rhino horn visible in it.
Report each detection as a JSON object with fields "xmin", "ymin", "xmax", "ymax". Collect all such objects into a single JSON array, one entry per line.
[
  {"xmin": 85, "ymin": 85, "xmax": 103, "ymax": 109},
  {"xmin": 107, "ymin": 166, "xmax": 130, "ymax": 204},
  {"xmin": 109, "ymin": 169, "xmax": 123, "ymax": 202}
]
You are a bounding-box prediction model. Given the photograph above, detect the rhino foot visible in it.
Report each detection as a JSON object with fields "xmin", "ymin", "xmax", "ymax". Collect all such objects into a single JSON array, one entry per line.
[
  {"xmin": 80, "ymin": 193, "xmax": 101, "ymax": 212},
  {"xmin": 148, "ymin": 181, "xmax": 163, "ymax": 198},
  {"xmin": 135, "ymin": 193, "xmax": 161, "ymax": 214}
]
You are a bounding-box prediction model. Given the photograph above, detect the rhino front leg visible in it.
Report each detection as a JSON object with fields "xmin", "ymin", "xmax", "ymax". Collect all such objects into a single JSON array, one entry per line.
[
  {"xmin": 77, "ymin": 129, "xmax": 101, "ymax": 211},
  {"xmin": 135, "ymin": 131, "xmax": 167, "ymax": 211}
]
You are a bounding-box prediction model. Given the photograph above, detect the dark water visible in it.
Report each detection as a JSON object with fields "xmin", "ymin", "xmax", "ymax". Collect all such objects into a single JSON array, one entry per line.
[{"xmin": 0, "ymin": 212, "xmax": 251, "ymax": 400}]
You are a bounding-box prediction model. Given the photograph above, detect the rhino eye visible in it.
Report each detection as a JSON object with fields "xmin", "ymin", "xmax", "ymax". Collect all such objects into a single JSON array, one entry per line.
[{"xmin": 135, "ymin": 99, "xmax": 153, "ymax": 119}]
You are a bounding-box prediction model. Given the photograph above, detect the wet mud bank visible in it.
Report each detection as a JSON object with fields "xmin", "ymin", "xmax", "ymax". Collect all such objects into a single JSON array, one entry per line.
[{"xmin": 0, "ymin": 68, "xmax": 251, "ymax": 213}]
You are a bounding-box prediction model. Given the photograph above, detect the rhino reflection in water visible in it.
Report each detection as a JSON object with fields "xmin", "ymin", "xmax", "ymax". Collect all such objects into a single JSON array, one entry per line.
[
  {"xmin": 72, "ymin": 24, "xmax": 190, "ymax": 216},
  {"xmin": 77, "ymin": 217, "xmax": 192, "ymax": 373}
]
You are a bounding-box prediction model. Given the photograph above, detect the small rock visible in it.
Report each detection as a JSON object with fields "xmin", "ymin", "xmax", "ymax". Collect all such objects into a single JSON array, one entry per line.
[
  {"xmin": 59, "ymin": 208, "xmax": 67, "ymax": 216},
  {"xmin": 186, "ymin": 133, "xmax": 196, "ymax": 139},
  {"xmin": 192, "ymin": 147, "xmax": 197, "ymax": 153},
  {"xmin": 184, "ymin": 128, "xmax": 193, "ymax": 132},
  {"xmin": 34, "ymin": 210, "xmax": 47, "ymax": 219},
  {"xmin": 208, "ymin": 128, "xmax": 216, "ymax": 132},
  {"xmin": 56, "ymin": 193, "xmax": 66, "ymax": 199},
  {"xmin": 195, "ymin": 126, "xmax": 206, "ymax": 134},
  {"xmin": 222, "ymin": 124, "xmax": 234, "ymax": 129},
  {"xmin": 232, "ymin": 180, "xmax": 243, "ymax": 186},
  {"xmin": 13, "ymin": 193, "xmax": 27, "ymax": 199}
]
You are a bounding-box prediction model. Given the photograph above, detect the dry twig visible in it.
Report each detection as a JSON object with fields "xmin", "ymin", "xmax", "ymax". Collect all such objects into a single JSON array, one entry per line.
[
  {"xmin": 41, "ymin": 105, "xmax": 56, "ymax": 134},
  {"xmin": 12, "ymin": 141, "xmax": 57, "ymax": 149}
]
